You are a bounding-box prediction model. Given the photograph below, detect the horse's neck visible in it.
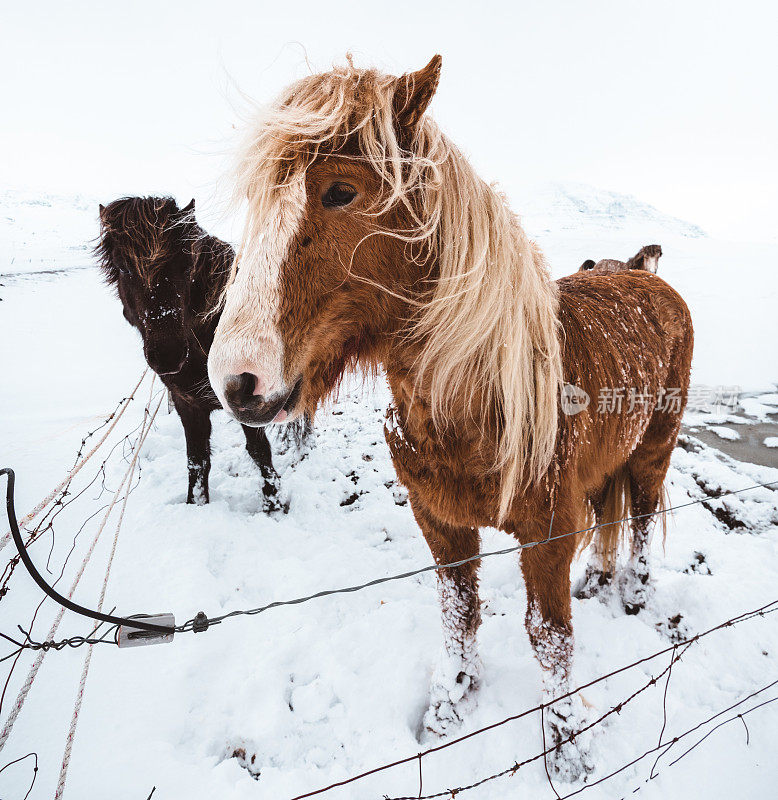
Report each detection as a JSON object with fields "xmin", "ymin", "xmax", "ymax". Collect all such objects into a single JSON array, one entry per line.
[{"xmin": 382, "ymin": 332, "xmax": 493, "ymax": 451}]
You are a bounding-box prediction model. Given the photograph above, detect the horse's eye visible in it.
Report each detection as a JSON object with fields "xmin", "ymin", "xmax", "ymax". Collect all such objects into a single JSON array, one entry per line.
[{"xmin": 322, "ymin": 182, "xmax": 357, "ymax": 209}]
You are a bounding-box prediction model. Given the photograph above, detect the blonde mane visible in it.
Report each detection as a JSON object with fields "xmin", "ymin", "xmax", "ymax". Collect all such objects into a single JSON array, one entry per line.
[{"xmin": 231, "ymin": 59, "xmax": 563, "ymax": 522}]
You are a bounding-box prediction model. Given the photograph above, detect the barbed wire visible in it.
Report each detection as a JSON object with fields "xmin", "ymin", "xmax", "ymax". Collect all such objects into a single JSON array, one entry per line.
[
  {"xmin": 565, "ymin": 684, "xmax": 778, "ymax": 800},
  {"xmin": 381, "ymin": 681, "xmax": 778, "ymax": 800},
  {"xmin": 286, "ymin": 600, "xmax": 776, "ymax": 799},
  {"xmin": 0, "ymin": 370, "xmax": 148, "ymax": 557}
]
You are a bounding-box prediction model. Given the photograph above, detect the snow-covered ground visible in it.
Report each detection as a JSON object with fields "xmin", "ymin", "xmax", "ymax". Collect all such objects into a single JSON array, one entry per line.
[
  {"xmin": 0, "ymin": 189, "xmax": 98, "ymax": 276},
  {"xmin": 0, "ymin": 187, "xmax": 777, "ymax": 799}
]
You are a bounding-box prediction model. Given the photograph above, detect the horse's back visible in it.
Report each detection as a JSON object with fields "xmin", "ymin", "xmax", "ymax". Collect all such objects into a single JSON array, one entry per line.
[
  {"xmin": 555, "ymin": 271, "xmax": 693, "ymax": 485},
  {"xmin": 558, "ymin": 270, "xmax": 692, "ymax": 362}
]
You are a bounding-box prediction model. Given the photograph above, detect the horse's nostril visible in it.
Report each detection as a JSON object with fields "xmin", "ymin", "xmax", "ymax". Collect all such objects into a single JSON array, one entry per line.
[
  {"xmin": 224, "ymin": 372, "xmax": 261, "ymax": 408},
  {"xmin": 238, "ymin": 372, "xmax": 257, "ymax": 398},
  {"xmin": 221, "ymin": 373, "xmax": 300, "ymax": 427},
  {"xmin": 145, "ymin": 339, "xmax": 188, "ymax": 377}
]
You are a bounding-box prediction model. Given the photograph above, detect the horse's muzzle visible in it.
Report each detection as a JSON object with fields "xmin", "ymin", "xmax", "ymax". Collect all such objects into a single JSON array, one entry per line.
[
  {"xmin": 146, "ymin": 342, "xmax": 188, "ymax": 377},
  {"xmin": 223, "ymin": 374, "xmax": 302, "ymax": 427}
]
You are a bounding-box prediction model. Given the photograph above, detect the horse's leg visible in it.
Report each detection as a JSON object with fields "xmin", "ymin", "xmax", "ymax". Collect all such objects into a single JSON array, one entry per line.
[
  {"xmin": 172, "ymin": 394, "xmax": 211, "ymax": 505},
  {"xmin": 411, "ymin": 497, "xmax": 482, "ymax": 736},
  {"xmin": 241, "ymin": 424, "xmax": 283, "ymax": 512},
  {"xmin": 574, "ymin": 486, "xmax": 614, "ymax": 599},
  {"xmin": 521, "ymin": 508, "xmax": 593, "ymax": 780},
  {"xmin": 622, "ymin": 414, "xmax": 678, "ymax": 614}
]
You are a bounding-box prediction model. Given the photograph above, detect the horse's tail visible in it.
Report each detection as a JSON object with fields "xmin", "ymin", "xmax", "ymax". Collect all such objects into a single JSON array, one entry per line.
[
  {"xmin": 590, "ymin": 466, "xmax": 631, "ymax": 569},
  {"xmin": 581, "ymin": 465, "xmax": 668, "ymax": 568}
]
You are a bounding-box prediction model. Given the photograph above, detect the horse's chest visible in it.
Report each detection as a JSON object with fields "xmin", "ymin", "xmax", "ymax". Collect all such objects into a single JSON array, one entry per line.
[{"xmin": 383, "ymin": 404, "xmax": 498, "ymax": 528}]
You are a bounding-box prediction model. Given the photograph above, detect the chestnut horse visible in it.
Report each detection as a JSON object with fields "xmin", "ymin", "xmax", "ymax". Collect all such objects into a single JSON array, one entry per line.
[{"xmin": 207, "ymin": 57, "xmax": 693, "ymax": 778}]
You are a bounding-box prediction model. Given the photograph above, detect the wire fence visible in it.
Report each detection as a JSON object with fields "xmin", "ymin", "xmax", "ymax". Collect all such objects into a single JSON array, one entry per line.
[
  {"xmin": 4, "ymin": 468, "xmax": 776, "ymax": 648},
  {"xmin": 0, "ymin": 369, "xmax": 147, "ymax": 558},
  {"xmin": 390, "ymin": 683, "xmax": 778, "ymax": 800},
  {"xmin": 284, "ymin": 601, "xmax": 777, "ymax": 799},
  {"xmin": 176, "ymin": 479, "xmax": 777, "ymax": 634},
  {"xmin": 0, "ymin": 374, "xmax": 776, "ymax": 799},
  {"xmin": 0, "ymin": 372, "xmax": 150, "ymax": 602},
  {"xmin": 0, "ymin": 383, "xmax": 163, "ymax": 766}
]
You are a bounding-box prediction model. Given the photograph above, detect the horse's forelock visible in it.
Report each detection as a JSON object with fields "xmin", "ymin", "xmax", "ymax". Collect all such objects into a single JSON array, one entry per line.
[
  {"xmin": 96, "ymin": 197, "xmax": 202, "ymax": 287},
  {"xmin": 232, "ymin": 64, "xmax": 405, "ymax": 214}
]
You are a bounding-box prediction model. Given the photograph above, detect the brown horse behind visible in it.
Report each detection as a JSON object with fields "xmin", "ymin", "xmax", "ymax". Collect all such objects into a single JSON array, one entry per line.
[
  {"xmin": 207, "ymin": 57, "xmax": 693, "ymax": 779},
  {"xmin": 579, "ymin": 243, "xmax": 663, "ymax": 274}
]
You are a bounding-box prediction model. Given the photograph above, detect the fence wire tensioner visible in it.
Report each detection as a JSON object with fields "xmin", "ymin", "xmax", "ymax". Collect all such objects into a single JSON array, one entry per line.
[{"xmin": 2, "ymin": 466, "xmax": 184, "ymax": 648}]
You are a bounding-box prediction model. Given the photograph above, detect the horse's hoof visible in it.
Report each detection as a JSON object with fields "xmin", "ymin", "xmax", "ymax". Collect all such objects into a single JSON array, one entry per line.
[
  {"xmin": 423, "ymin": 677, "xmax": 474, "ymax": 737},
  {"xmin": 423, "ymin": 655, "xmax": 481, "ymax": 738},
  {"xmin": 544, "ymin": 697, "xmax": 595, "ymax": 782},
  {"xmin": 573, "ymin": 566, "xmax": 613, "ymax": 600},
  {"xmin": 423, "ymin": 697, "xmax": 464, "ymax": 737},
  {"xmin": 260, "ymin": 476, "xmax": 286, "ymax": 513},
  {"xmin": 620, "ymin": 567, "xmax": 651, "ymax": 614},
  {"xmin": 545, "ymin": 738, "xmax": 595, "ymax": 783},
  {"xmin": 261, "ymin": 494, "xmax": 287, "ymax": 514}
]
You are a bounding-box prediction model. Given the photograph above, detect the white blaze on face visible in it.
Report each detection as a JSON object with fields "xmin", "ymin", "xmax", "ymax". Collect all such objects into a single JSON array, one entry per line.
[{"xmin": 208, "ymin": 180, "xmax": 306, "ymax": 408}]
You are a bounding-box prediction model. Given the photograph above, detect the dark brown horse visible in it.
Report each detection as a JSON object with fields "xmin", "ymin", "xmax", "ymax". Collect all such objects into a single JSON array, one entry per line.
[
  {"xmin": 579, "ymin": 243, "xmax": 663, "ymax": 274},
  {"xmin": 97, "ymin": 196, "xmax": 309, "ymax": 509},
  {"xmin": 206, "ymin": 58, "xmax": 693, "ymax": 779}
]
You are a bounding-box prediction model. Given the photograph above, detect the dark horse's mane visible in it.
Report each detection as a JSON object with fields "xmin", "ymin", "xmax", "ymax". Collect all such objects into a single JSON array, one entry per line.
[{"xmin": 95, "ymin": 196, "xmax": 234, "ymax": 313}]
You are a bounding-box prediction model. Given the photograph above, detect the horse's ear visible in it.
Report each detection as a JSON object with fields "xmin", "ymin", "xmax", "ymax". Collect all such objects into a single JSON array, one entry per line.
[
  {"xmin": 182, "ymin": 198, "xmax": 195, "ymax": 214},
  {"xmin": 98, "ymin": 203, "xmax": 106, "ymax": 221},
  {"xmin": 393, "ymin": 55, "xmax": 442, "ymax": 142}
]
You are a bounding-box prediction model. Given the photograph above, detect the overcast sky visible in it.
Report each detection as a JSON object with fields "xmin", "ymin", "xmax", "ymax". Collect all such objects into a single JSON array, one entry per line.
[{"xmin": 1, "ymin": 0, "xmax": 776, "ymax": 241}]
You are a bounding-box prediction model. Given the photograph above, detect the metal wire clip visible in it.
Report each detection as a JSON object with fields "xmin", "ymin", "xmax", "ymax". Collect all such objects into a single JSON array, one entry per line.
[{"xmin": 117, "ymin": 613, "xmax": 175, "ymax": 648}]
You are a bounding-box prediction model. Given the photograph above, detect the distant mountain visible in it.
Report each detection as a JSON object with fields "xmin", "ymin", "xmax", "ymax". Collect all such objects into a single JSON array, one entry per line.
[{"xmin": 515, "ymin": 182, "xmax": 707, "ymax": 239}]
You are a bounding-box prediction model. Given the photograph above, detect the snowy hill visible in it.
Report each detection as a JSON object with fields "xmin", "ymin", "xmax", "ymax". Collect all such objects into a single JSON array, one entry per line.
[{"xmin": 515, "ymin": 182, "xmax": 707, "ymax": 239}]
